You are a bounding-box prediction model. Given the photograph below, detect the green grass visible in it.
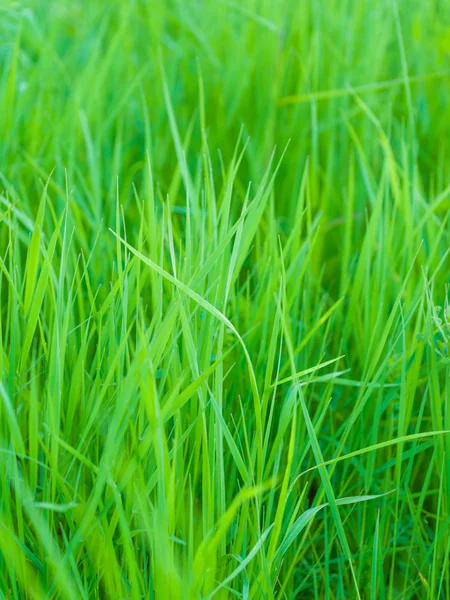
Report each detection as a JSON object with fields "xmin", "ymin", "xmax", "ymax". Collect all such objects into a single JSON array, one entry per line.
[{"xmin": 1, "ymin": 0, "xmax": 450, "ymax": 598}]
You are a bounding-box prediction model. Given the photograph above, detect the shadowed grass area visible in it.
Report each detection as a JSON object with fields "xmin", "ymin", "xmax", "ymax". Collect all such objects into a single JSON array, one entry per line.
[{"xmin": 1, "ymin": 1, "xmax": 450, "ymax": 598}]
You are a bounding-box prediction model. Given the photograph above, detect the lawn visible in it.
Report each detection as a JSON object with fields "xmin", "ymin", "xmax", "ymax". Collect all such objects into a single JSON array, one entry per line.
[{"xmin": 1, "ymin": 1, "xmax": 450, "ymax": 598}]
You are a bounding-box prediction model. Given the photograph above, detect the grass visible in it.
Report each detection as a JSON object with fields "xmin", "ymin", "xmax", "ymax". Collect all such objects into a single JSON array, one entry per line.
[{"xmin": 1, "ymin": 0, "xmax": 450, "ymax": 598}]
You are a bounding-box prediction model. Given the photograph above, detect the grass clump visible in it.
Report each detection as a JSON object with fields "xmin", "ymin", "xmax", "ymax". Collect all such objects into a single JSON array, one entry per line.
[{"xmin": 1, "ymin": 1, "xmax": 450, "ymax": 598}]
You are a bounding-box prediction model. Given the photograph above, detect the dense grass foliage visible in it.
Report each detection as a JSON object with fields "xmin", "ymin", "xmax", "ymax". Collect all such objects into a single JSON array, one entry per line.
[{"xmin": 1, "ymin": 1, "xmax": 450, "ymax": 598}]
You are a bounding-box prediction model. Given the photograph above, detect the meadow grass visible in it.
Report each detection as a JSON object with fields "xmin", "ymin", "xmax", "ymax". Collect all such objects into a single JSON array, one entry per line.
[{"xmin": 1, "ymin": 1, "xmax": 450, "ymax": 598}]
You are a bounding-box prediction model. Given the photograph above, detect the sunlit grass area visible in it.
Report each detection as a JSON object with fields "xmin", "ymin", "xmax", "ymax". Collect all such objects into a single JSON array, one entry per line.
[{"xmin": 1, "ymin": 1, "xmax": 450, "ymax": 598}]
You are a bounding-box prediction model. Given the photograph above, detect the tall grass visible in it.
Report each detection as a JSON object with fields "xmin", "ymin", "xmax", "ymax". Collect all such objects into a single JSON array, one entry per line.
[{"xmin": 1, "ymin": 1, "xmax": 450, "ymax": 598}]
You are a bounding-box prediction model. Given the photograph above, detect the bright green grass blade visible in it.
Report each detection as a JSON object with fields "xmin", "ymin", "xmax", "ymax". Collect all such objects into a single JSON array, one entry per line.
[{"xmin": 298, "ymin": 388, "xmax": 362, "ymax": 599}]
